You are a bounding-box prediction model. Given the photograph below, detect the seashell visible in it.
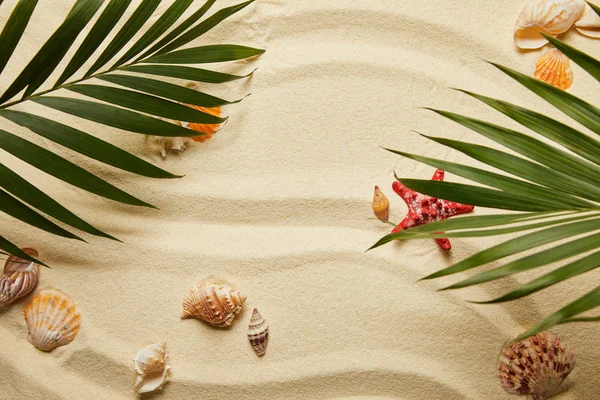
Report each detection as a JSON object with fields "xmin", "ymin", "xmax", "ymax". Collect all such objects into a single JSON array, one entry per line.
[
  {"xmin": 0, "ymin": 248, "xmax": 40, "ymax": 306},
  {"xmin": 155, "ymin": 135, "xmax": 193, "ymax": 158},
  {"xmin": 534, "ymin": 48, "xmax": 574, "ymax": 90},
  {"xmin": 24, "ymin": 289, "xmax": 81, "ymax": 351},
  {"xmin": 133, "ymin": 342, "xmax": 172, "ymax": 394},
  {"xmin": 182, "ymin": 105, "xmax": 223, "ymax": 143},
  {"xmin": 181, "ymin": 276, "xmax": 246, "ymax": 327},
  {"xmin": 372, "ymin": 185, "xmax": 390, "ymax": 222},
  {"xmin": 514, "ymin": 0, "xmax": 587, "ymax": 49},
  {"xmin": 498, "ymin": 331, "xmax": 575, "ymax": 400},
  {"xmin": 575, "ymin": 4, "xmax": 600, "ymax": 38},
  {"xmin": 248, "ymin": 308, "xmax": 269, "ymax": 357}
]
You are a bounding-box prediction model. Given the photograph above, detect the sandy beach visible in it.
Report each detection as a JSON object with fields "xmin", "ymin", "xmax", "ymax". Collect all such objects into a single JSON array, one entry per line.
[{"xmin": 1, "ymin": 0, "xmax": 599, "ymax": 398}]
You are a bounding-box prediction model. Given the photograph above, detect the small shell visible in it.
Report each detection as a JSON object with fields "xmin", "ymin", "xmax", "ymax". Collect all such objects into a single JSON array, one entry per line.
[
  {"xmin": 155, "ymin": 135, "xmax": 193, "ymax": 158},
  {"xmin": 371, "ymin": 185, "xmax": 390, "ymax": 222},
  {"xmin": 133, "ymin": 342, "xmax": 172, "ymax": 394},
  {"xmin": 498, "ymin": 331, "xmax": 575, "ymax": 400},
  {"xmin": 0, "ymin": 248, "xmax": 40, "ymax": 306},
  {"xmin": 575, "ymin": 4, "xmax": 600, "ymax": 38},
  {"xmin": 181, "ymin": 276, "xmax": 246, "ymax": 327},
  {"xmin": 248, "ymin": 308, "xmax": 269, "ymax": 357},
  {"xmin": 24, "ymin": 289, "xmax": 81, "ymax": 351},
  {"xmin": 514, "ymin": 0, "xmax": 587, "ymax": 49},
  {"xmin": 534, "ymin": 49, "xmax": 574, "ymax": 90},
  {"xmin": 183, "ymin": 105, "xmax": 222, "ymax": 142}
]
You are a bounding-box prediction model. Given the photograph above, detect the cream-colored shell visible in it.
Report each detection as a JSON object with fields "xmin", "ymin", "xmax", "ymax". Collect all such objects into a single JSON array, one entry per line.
[
  {"xmin": 0, "ymin": 248, "xmax": 40, "ymax": 306},
  {"xmin": 181, "ymin": 276, "xmax": 246, "ymax": 327},
  {"xmin": 534, "ymin": 48, "xmax": 574, "ymax": 90},
  {"xmin": 248, "ymin": 308, "xmax": 269, "ymax": 357},
  {"xmin": 24, "ymin": 289, "xmax": 81, "ymax": 351},
  {"xmin": 514, "ymin": 0, "xmax": 587, "ymax": 49},
  {"xmin": 133, "ymin": 342, "xmax": 172, "ymax": 394},
  {"xmin": 575, "ymin": 4, "xmax": 600, "ymax": 38},
  {"xmin": 498, "ymin": 331, "xmax": 575, "ymax": 400}
]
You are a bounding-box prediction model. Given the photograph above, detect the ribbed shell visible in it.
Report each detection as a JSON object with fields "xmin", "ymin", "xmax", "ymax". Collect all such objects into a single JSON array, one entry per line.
[
  {"xmin": 534, "ymin": 49, "xmax": 574, "ymax": 90},
  {"xmin": 498, "ymin": 332, "xmax": 575, "ymax": 399},
  {"xmin": 133, "ymin": 342, "xmax": 171, "ymax": 394},
  {"xmin": 514, "ymin": 0, "xmax": 587, "ymax": 49},
  {"xmin": 24, "ymin": 289, "xmax": 81, "ymax": 352},
  {"xmin": 575, "ymin": 4, "xmax": 600, "ymax": 38},
  {"xmin": 0, "ymin": 248, "xmax": 40, "ymax": 306},
  {"xmin": 181, "ymin": 277, "xmax": 246, "ymax": 327},
  {"xmin": 371, "ymin": 185, "xmax": 389, "ymax": 222},
  {"xmin": 248, "ymin": 308, "xmax": 269, "ymax": 357},
  {"xmin": 184, "ymin": 105, "xmax": 222, "ymax": 142}
]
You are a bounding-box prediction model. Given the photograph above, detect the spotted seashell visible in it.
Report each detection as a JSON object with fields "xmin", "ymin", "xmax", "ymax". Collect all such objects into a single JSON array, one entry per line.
[
  {"xmin": 0, "ymin": 248, "xmax": 40, "ymax": 306},
  {"xmin": 248, "ymin": 308, "xmax": 269, "ymax": 357},
  {"xmin": 574, "ymin": 4, "xmax": 600, "ymax": 38},
  {"xmin": 534, "ymin": 48, "xmax": 573, "ymax": 90},
  {"xmin": 24, "ymin": 289, "xmax": 81, "ymax": 351},
  {"xmin": 133, "ymin": 342, "xmax": 171, "ymax": 394},
  {"xmin": 371, "ymin": 185, "xmax": 389, "ymax": 222},
  {"xmin": 181, "ymin": 276, "xmax": 247, "ymax": 327},
  {"xmin": 514, "ymin": 0, "xmax": 587, "ymax": 49},
  {"xmin": 498, "ymin": 331, "xmax": 575, "ymax": 400}
]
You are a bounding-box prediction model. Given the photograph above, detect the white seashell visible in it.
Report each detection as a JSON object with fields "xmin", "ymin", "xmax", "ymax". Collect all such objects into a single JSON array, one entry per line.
[
  {"xmin": 514, "ymin": 0, "xmax": 587, "ymax": 49},
  {"xmin": 534, "ymin": 48, "xmax": 574, "ymax": 90},
  {"xmin": 181, "ymin": 276, "xmax": 246, "ymax": 327},
  {"xmin": 575, "ymin": 4, "xmax": 600, "ymax": 38},
  {"xmin": 133, "ymin": 342, "xmax": 172, "ymax": 394},
  {"xmin": 155, "ymin": 135, "xmax": 193, "ymax": 158},
  {"xmin": 248, "ymin": 308, "xmax": 269, "ymax": 357},
  {"xmin": 0, "ymin": 248, "xmax": 40, "ymax": 306},
  {"xmin": 498, "ymin": 331, "xmax": 575, "ymax": 400},
  {"xmin": 24, "ymin": 289, "xmax": 81, "ymax": 351}
]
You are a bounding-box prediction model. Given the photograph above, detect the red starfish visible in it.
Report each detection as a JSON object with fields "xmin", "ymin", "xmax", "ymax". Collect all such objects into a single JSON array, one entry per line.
[{"xmin": 392, "ymin": 169, "xmax": 474, "ymax": 250}]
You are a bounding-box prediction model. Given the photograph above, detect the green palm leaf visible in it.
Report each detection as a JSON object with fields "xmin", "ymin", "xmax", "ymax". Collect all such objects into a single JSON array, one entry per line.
[
  {"xmin": 372, "ymin": 37, "xmax": 600, "ymax": 339},
  {"xmin": 0, "ymin": 0, "xmax": 264, "ymax": 261}
]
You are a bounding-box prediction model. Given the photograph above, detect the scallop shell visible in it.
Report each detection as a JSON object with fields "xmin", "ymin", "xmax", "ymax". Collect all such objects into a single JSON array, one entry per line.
[
  {"xmin": 183, "ymin": 105, "xmax": 222, "ymax": 142},
  {"xmin": 133, "ymin": 342, "xmax": 172, "ymax": 394},
  {"xmin": 181, "ymin": 276, "xmax": 246, "ymax": 327},
  {"xmin": 248, "ymin": 308, "xmax": 269, "ymax": 357},
  {"xmin": 534, "ymin": 48, "xmax": 574, "ymax": 90},
  {"xmin": 24, "ymin": 289, "xmax": 81, "ymax": 351},
  {"xmin": 0, "ymin": 248, "xmax": 40, "ymax": 306},
  {"xmin": 498, "ymin": 332, "xmax": 575, "ymax": 400},
  {"xmin": 514, "ymin": 0, "xmax": 587, "ymax": 49},
  {"xmin": 575, "ymin": 4, "xmax": 600, "ymax": 38},
  {"xmin": 372, "ymin": 185, "xmax": 390, "ymax": 222}
]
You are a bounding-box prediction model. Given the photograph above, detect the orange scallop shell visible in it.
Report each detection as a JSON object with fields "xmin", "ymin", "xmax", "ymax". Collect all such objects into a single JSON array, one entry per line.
[
  {"xmin": 534, "ymin": 49, "xmax": 574, "ymax": 90},
  {"xmin": 183, "ymin": 105, "xmax": 222, "ymax": 142}
]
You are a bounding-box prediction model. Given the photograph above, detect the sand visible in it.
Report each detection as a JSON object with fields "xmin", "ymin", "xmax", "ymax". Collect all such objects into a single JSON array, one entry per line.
[{"xmin": 1, "ymin": 0, "xmax": 600, "ymax": 398}]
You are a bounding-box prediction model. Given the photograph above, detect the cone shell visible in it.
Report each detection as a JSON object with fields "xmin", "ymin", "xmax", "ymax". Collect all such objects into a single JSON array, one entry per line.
[
  {"xmin": 534, "ymin": 49, "xmax": 574, "ymax": 90},
  {"xmin": 514, "ymin": 0, "xmax": 587, "ymax": 49},
  {"xmin": 181, "ymin": 276, "xmax": 246, "ymax": 327},
  {"xmin": 24, "ymin": 289, "xmax": 81, "ymax": 352},
  {"xmin": 0, "ymin": 248, "xmax": 40, "ymax": 306},
  {"xmin": 248, "ymin": 308, "xmax": 269, "ymax": 357},
  {"xmin": 575, "ymin": 4, "xmax": 600, "ymax": 38},
  {"xmin": 371, "ymin": 185, "xmax": 390, "ymax": 222},
  {"xmin": 133, "ymin": 342, "xmax": 171, "ymax": 394},
  {"xmin": 498, "ymin": 332, "xmax": 575, "ymax": 399}
]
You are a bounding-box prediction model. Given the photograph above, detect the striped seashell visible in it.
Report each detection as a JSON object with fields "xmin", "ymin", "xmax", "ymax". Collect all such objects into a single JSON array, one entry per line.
[
  {"xmin": 514, "ymin": 0, "xmax": 587, "ymax": 49},
  {"xmin": 248, "ymin": 308, "xmax": 269, "ymax": 357},
  {"xmin": 575, "ymin": 4, "xmax": 600, "ymax": 38},
  {"xmin": 498, "ymin": 331, "xmax": 575, "ymax": 399},
  {"xmin": 534, "ymin": 48, "xmax": 574, "ymax": 90},
  {"xmin": 0, "ymin": 248, "xmax": 40, "ymax": 306},
  {"xmin": 371, "ymin": 185, "xmax": 389, "ymax": 222},
  {"xmin": 24, "ymin": 289, "xmax": 81, "ymax": 351},
  {"xmin": 181, "ymin": 276, "xmax": 246, "ymax": 327},
  {"xmin": 133, "ymin": 342, "xmax": 172, "ymax": 394}
]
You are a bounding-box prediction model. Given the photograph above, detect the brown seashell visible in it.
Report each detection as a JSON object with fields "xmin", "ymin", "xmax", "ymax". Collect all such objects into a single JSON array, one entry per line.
[
  {"xmin": 372, "ymin": 185, "xmax": 390, "ymax": 222},
  {"xmin": 24, "ymin": 289, "xmax": 81, "ymax": 351},
  {"xmin": 534, "ymin": 49, "xmax": 574, "ymax": 90},
  {"xmin": 498, "ymin": 331, "xmax": 575, "ymax": 400},
  {"xmin": 133, "ymin": 342, "xmax": 171, "ymax": 394},
  {"xmin": 181, "ymin": 276, "xmax": 246, "ymax": 327},
  {"xmin": 0, "ymin": 248, "xmax": 40, "ymax": 306},
  {"xmin": 248, "ymin": 308, "xmax": 269, "ymax": 357}
]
